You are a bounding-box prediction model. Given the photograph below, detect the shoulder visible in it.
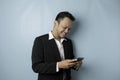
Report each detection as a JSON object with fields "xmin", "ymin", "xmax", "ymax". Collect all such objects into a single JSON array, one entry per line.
[{"xmin": 33, "ymin": 34, "xmax": 49, "ymax": 43}]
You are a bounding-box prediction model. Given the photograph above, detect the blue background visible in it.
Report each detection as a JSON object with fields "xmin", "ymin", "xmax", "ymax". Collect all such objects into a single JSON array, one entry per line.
[{"xmin": 0, "ymin": 0, "xmax": 120, "ymax": 80}]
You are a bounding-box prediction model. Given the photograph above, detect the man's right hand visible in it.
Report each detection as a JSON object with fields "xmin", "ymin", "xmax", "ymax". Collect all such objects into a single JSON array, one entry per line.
[{"xmin": 58, "ymin": 59, "xmax": 77, "ymax": 69}]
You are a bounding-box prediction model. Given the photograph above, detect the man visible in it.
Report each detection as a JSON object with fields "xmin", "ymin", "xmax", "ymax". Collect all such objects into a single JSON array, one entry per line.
[{"xmin": 32, "ymin": 11, "xmax": 82, "ymax": 80}]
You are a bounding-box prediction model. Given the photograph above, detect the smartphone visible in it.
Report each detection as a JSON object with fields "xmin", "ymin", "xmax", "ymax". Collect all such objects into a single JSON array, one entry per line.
[
  {"xmin": 74, "ymin": 57, "xmax": 84, "ymax": 71},
  {"xmin": 77, "ymin": 57, "xmax": 84, "ymax": 61}
]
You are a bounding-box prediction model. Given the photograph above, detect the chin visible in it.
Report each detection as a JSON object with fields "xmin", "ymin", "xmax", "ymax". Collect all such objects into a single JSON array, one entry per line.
[
  {"xmin": 60, "ymin": 34, "xmax": 66, "ymax": 38},
  {"xmin": 61, "ymin": 35, "xmax": 65, "ymax": 38}
]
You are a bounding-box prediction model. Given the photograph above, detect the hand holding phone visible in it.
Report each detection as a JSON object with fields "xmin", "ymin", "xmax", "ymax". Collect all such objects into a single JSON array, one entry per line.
[{"xmin": 74, "ymin": 57, "xmax": 84, "ymax": 71}]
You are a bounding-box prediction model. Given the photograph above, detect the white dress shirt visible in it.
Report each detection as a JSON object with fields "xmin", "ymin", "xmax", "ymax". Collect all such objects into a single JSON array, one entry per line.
[{"xmin": 49, "ymin": 31, "xmax": 66, "ymax": 72}]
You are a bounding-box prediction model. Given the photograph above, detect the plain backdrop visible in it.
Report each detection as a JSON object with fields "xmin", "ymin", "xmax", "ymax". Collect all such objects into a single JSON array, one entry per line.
[{"xmin": 0, "ymin": 0, "xmax": 120, "ymax": 80}]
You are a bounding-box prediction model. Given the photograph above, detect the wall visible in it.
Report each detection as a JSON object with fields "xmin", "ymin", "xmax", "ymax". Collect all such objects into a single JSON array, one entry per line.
[{"xmin": 0, "ymin": 0, "xmax": 120, "ymax": 80}]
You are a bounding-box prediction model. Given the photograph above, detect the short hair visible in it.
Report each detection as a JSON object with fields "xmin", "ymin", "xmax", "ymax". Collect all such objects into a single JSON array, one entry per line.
[{"xmin": 55, "ymin": 11, "xmax": 75, "ymax": 23}]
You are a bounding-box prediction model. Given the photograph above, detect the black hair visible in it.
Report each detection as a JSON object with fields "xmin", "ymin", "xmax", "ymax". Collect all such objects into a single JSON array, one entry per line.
[{"xmin": 55, "ymin": 11, "xmax": 75, "ymax": 23}]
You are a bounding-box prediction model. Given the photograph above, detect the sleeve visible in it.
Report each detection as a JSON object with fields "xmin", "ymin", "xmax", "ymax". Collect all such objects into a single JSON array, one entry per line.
[
  {"xmin": 56, "ymin": 62, "xmax": 59, "ymax": 72},
  {"xmin": 31, "ymin": 37, "xmax": 57, "ymax": 74}
]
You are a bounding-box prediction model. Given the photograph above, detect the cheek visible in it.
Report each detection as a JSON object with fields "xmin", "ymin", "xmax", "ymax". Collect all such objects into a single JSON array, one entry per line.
[
  {"xmin": 58, "ymin": 27, "xmax": 63, "ymax": 32},
  {"xmin": 56, "ymin": 27, "xmax": 62, "ymax": 35},
  {"xmin": 60, "ymin": 27, "xmax": 65, "ymax": 32}
]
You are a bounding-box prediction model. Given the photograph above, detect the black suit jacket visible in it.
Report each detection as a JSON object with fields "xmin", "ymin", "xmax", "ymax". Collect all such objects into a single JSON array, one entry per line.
[{"xmin": 32, "ymin": 34, "xmax": 74, "ymax": 80}]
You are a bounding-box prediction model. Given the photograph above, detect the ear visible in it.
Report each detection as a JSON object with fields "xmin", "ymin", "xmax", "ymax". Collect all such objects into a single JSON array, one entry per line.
[{"xmin": 54, "ymin": 20, "xmax": 58, "ymax": 27}]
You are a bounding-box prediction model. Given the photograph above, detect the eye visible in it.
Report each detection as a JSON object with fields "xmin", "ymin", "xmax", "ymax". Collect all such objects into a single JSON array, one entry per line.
[
  {"xmin": 63, "ymin": 27, "xmax": 67, "ymax": 29},
  {"xmin": 68, "ymin": 28, "xmax": 71, "ymax": 31},
  {"xmin": 62, "ymin": 26, "xmax": 71, "ymax": 31},
  {"xmin": 62, "ymin": 26, "xmax": 67, "ymax": 29}
]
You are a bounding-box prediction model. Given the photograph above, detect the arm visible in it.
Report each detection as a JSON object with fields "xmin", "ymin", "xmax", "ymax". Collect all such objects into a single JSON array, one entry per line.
[{"xmin": 32, "ymin": 37, "xmax": 56, "ymax": 74}]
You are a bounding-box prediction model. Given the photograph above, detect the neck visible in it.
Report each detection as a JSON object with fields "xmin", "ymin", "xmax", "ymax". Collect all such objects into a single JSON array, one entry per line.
[{"xmin": 51, "ymin": 31, "xmax": 60, "ymax": 41}]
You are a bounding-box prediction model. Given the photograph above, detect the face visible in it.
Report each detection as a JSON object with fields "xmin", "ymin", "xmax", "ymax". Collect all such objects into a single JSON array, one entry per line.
[{"xmin": 54, "ymin": 17, "xmax": 73, "ymax": 39}]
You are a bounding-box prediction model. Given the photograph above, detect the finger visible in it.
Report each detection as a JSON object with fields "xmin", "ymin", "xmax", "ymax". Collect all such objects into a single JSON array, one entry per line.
[
  {"xmin": 72, "ymin": 59, "xmax": 77, "ymax": 61},
  {"xmin": 69, "ymin": 59, "xmax": 77, "ymax": 63},
  {"xmin": 69, "ymin": 62, "xmax": 76, "ymax": 67}
]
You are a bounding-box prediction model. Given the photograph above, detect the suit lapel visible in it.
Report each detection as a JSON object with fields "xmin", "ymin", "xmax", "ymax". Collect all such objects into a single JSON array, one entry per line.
[
  {"xmin": 48, "ymin": 39, "xmax": 61, "ymax": 61},
  {"xmin": 62, "ymin": 40, "xmax": 69, "ymax": 59},
  {"xmin": 49, "ymin": 39, "xmax": 69, "ymax": 60}
]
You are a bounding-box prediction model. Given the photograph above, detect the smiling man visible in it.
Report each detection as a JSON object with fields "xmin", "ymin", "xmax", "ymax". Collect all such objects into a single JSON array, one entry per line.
[{"xmin": 32, "ymin": 11, "xmax": 82, "ymax": 80}]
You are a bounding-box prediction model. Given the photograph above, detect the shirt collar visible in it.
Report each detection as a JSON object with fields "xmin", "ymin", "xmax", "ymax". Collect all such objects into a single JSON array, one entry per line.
[{"xmin": 48, "ymin": 31, "xmax": 67, "ymax": 42}]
